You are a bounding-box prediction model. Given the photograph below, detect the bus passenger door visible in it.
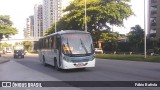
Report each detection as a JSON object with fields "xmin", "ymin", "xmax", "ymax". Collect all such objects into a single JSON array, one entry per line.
[
  {"xmin": 48, "ymin": 36, "xmax": 55, "ymax": 66},
  {"xmin": 56, "ymin": 35, "xmax": 61, "ymax": 67}
]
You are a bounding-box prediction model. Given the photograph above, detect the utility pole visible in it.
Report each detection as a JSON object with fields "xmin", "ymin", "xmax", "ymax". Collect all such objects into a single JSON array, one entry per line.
[
  {"xmin": 144, "ymin": 0, "xmax": 147, "ymax": 58},
  {"xmin": 85, "ymin": 0, "xmax": 87, "ymax": 32},
  {"xmin": 55, "ymin": 9, "xmax": 57, "ymax": 33}
]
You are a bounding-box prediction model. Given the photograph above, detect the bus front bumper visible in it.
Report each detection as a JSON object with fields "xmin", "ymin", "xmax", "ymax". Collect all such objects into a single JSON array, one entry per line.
[{"xmin": 61, "ymin": 59, "xmax": 95, "ymax": 69}]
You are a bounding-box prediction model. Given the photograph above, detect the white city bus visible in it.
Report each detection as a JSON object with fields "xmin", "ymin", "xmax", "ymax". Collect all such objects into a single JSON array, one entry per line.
[{"xmin": 38, "ymin": 30, "xmax": 95, "ymax": 70}]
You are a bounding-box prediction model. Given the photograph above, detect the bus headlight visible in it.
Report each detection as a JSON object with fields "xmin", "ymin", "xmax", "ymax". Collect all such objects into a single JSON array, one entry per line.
[
  {"xmin": 63, "ymin": 56, "xmax": 71, "ymax": 62},
  {"xmin": 63, "ymin": 56, "xmax": 67, "ymax": 60},
  {"xmin": 91, "ymin": 55, "xmax": 95, "ymax": 60}
]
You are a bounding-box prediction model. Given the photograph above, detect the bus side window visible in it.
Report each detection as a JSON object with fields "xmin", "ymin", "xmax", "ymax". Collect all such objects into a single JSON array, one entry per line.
[
  {"xmin": 45, "ymin": 38, "xmax": 48, "ymax": 49},
  {"xmin": 49, "ymin": 37, "xmax": 52, "ymax": 49},
  {"xmin": 43, "ymin": 39, "xmax": 45, "ymax": 48},
  {"xmin": 53, "ymin": 36, "xmax": 56, "ymax": 49},
  {"xmin": 51, "ymin": 36, "xmax": 54, "ymax": 49},
  {"xmin": 42, "ymin": 39, "xmax": 45, "ymax": 49},
  {"xmin": 44, "ymin": 39, "xmax": 46, "ymax": 48},
  {"xmin": 38, "ymin": 39, "xmax": 41, "ymax": 49},
  {"xmin": 40, "ymin": 40, "xmax": 42, "ymax": 49},
  {"xmin": 46, "ymin": 38, "xmax": 49, "ymax": 49},
  {"xmin": 42, "ymin": 39, "xmax": 44, "ymax": 49}
]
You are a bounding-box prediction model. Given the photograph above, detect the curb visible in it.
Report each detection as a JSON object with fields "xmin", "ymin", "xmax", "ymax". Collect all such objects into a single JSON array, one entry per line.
[{"xmin": 0, "ymin": 57, "xmax": 10, "ymax": 64}]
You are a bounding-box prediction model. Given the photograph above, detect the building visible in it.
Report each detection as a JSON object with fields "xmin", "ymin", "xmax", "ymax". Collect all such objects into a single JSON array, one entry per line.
[
  {"xmin": 23, "ymin": 28, "xmax": 27, "ymax": 38},
  {"xmin": 34, "ymin": 3, "xmax": 43, "ymax": 38},
  {"xmin": 24, "ymin": 16, "xmax": 34, "ymax": 38},
  {"xmin": 148, "ymin": 0, "xmax": 160, "ymax": 40},
  {"xmin": 43, "ymin": 0, "xmax": 62, "ymax": 34},
  {"xmin": 29, "ymin": 16, "xmax": 34, "ymax": 37}
]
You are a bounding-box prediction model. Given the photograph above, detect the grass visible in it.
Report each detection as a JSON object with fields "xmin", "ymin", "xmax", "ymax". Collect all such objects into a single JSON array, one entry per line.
[{"xmin": 96, "ymin": 54, "xmax": 160, "ymax": 63}]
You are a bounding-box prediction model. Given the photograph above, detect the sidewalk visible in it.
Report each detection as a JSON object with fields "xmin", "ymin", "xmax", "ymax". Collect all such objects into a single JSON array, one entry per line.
[{"xmin": 0, "ymin": 56, "xmax": 10, "ymax": 64}]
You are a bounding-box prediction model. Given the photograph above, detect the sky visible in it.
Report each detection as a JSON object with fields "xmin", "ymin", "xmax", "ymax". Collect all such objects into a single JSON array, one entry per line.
[
  {"xmin": 114, "ymin": 0, "xmax": 147, "ymax": 34},
  {"xmin": 0, "ymin": 0, "xmax": 147, "ymax": 39}
]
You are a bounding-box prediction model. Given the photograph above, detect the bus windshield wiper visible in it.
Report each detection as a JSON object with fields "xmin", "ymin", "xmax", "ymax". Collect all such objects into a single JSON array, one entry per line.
[
  {"xmin": 80, "ymin": 39, "xmax": 88, "ymax": 54},
  {"xmin": 66, "ymin": 38, "xmax": 72, "ymax": 54}
]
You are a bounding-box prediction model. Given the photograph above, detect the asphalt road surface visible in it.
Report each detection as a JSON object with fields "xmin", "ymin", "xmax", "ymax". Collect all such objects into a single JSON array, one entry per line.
[{"xmin": 0, "ymin": 53, "xmax": 160, "ymax": 90}]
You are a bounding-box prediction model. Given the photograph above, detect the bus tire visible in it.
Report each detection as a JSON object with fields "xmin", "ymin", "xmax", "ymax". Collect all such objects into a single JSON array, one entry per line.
[
  {"xmin": 42, "ymin": 56, "xmax": 47, "ymax": 66},
  {"xmin": 54, "ymin": 60, "xmax": 60, "ymax": 71}
]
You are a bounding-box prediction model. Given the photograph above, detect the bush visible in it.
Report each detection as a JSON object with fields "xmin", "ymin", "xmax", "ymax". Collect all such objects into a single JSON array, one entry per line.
[{"xmin": 96, "ymin": 54, "xmax": 160, "ymax": 62}]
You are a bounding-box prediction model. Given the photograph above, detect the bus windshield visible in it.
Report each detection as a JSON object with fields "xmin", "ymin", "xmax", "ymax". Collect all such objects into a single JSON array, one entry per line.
[{"xmin": 62, "ymin": 33, "xmax": 94, "ymax": 56}]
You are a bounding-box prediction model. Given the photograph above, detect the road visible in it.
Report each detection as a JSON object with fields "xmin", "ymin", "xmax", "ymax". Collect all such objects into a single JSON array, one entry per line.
[{"xmin": 0, "ymin": 53, "xmax": 160, "ymax": 90}]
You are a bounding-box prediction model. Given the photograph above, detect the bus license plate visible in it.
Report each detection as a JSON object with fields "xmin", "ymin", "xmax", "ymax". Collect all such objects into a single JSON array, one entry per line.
[{"xmin": 75, "ymin": 63, "xmax": 84, "ymax": 67}]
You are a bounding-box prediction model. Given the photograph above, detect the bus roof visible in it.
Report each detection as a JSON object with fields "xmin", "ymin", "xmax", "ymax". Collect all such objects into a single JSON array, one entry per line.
[
  {"xmin": 40, "ymin": 30, "xmax": 90, "ymax": 39},
  {"xmin": 58, "ymin": 30, "xmax": 89, "ymax": 34}
]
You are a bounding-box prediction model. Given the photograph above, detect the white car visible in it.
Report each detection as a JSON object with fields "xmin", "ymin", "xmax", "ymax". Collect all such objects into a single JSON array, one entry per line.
[
  {"xmin": 6, "ymin": 50, "xmax": 12, "ymax": 53},
  {"xmin": 95, "ymin": 48, "xmax": 103, "ymax": 54}
]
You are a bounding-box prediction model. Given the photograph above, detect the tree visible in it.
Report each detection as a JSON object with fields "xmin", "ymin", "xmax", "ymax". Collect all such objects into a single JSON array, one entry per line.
[
  {"xmin": 0, "ymin": 15, "xmax": 18, "ymax": 40},
  {"xmin": 45, "ymin": 0, "xmax": 134, "ymax": 45},
  {"xmin": 100, "ymin": 31, "xmax": 125, "ymax": 42},
  {"xmin": 23, "ymin": 41, "xmax": 32, "ymax": 51},
  {"xmin": 0, "ymin": 42, "xmax": 12, "ymax": 48},
  {"xmin": 127, "ymin": 25, "xmax": 144, "ymax": 52},
  {"xmin": 100, "ymin": 31, "xmax": 126, "ymax": 51}
]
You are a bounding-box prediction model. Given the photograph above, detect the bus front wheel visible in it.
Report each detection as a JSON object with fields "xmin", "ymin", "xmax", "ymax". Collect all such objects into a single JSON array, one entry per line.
[
  {"xmin": 54, "ymin": 60, "xmax": 61, "ymax": 71},
  {"xmin": 42, "ymin": 56, "xmax": 47, "ymax": 66}
]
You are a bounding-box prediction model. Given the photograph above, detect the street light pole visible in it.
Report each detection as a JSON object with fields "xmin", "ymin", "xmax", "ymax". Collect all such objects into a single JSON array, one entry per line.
[
  {"xmin": 85, "ymin": 0, "xmax": 87, "ymax": 32},
  {"xmin": 144, "ymin": 0, "xmax": 147, "ymax": 58},
  {"xmin": 55, "ymin": 9, "xmax": 57, "ymax": 33}
]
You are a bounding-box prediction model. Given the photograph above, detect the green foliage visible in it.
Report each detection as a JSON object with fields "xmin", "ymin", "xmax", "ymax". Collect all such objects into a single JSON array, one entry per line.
[
  {"xmin": 23, "ymin": 41, "xmax": 32, "ymax": 51},
  {"xmin": 0, "ymin": 15, "xmax": 13, "ymax": 25},
  {"xmin": 127, "ymin": 25, "xmax": 144, "ymax": 52},
  {"xmin": 96, "ymin": 54, "xmax": 160, "ymax": 62},
  {"xmin": 0, "ymin": 15, "xmax": 18, "ymax": 40},
  {"xmin": 100, "ymin": 31, "xmax": 125, "ymax": 42},
  {"xmin": 45, "ymin": 0, "xmax": 133, "ymax": 37},
  {"xmin": 0, "ymin": 42, "xmax": 12, "ymax": 47},
  {"xmin": 117, "ymin": 41, "xmax": 131, "ymax": 52},
  {"xmin": 100, "ymin": 31, "xmax": 126, "ymax": 51}
]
